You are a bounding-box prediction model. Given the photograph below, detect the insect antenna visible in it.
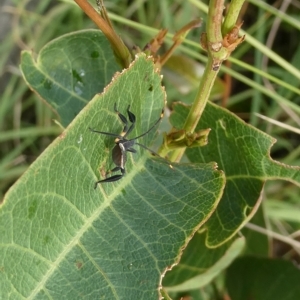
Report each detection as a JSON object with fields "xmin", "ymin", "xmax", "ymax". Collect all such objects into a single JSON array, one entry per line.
[{"xmin": 129, "ymin": 109, "xmax": 164, "ymax": 141}]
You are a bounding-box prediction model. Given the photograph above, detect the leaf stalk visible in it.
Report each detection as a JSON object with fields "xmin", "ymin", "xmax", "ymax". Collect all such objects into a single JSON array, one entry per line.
[
  {"xmin": 74, "ymin": 0, "xmax": 131, "ymax": 68},
  {"xmin": 164, "ymin": 0, "xmax": 245, "ymax": 162}
]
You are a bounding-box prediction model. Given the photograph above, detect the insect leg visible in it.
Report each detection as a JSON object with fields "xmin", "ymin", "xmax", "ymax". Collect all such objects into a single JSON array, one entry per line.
[
  {"xmin": 94, "ymin": 168, "xmax": 125, "ymax": 187},
  {"xmin": 123, "ymin": 105, "xmax": 136, "ymax": 138},
  {"xmin": 135, "ymin": 142, "xmax": 173, "ymax": 169},
  {"xmin": 114, "ymin": 103, "xmax": 129, "ymax": 134},
  {"xmin": 127, "ymin": 148, "xmax": 137, "ymax": 153},
  {"xmin": 135, "ymin": 142, "xmax": 163, "ymax": 158}
]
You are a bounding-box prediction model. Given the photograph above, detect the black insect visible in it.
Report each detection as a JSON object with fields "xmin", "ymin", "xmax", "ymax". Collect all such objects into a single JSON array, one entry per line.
[{"xmin": 89, "ymin": 104, "xmax": 164, "ymax": 187}]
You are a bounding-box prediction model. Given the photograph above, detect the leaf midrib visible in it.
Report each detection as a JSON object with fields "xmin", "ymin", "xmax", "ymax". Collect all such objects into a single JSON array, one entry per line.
[{"xmin": 27, "ymin": 153, "xmax": 153, "ymax": 299}]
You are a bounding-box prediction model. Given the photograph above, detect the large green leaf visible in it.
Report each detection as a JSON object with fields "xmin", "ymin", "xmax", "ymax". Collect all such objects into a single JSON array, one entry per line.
[
  {"xmin": 20, "ymin": 30, "xmax": 120, "ymax": 127},
  {"xmin": 170, "ymin": 103, "xmax": 300, "ymax": 247},
  {"xmin": 0, "ymin": 55, "xmax": 225, "ymax": 299}
]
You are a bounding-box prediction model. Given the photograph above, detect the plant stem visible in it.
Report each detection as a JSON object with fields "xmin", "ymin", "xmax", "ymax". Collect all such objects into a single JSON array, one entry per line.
[
  {"xmin": 74, "ymin": 0, "xmax": 131, "ymax": 68},
  {"xmin": 207, "ymin": 0, "xmax": 224, "ymax": 44},
  {"xmin": 222, "ymin": 0, "xmax": 245, "ymax": 35},
  {"xmin": 168, "ymin": 0, "xmax": 225, "ymax": 162},
  {"xmin": 168, "ymin": 57, "xmax": 219, "ymax": 162}
]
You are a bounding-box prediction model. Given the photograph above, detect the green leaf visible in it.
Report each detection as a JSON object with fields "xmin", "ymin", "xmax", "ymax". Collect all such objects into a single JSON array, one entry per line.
[
  {"xmin": 163, "ymin": 232, "xmax": 244, "ymax": 294},
  {"xmin": 226, "ymin": 256, "xmax": 300, "ymax": 300},
  {"xmin": 20, "ymin": 29, "xmax": 120, "ymax": 127},
  {"xmin": 0, "ymin": 55, "xmax": 225, "ymax": 299},
  {"xmin": 170, "ymin": 102, "xmax": 300, "ymax": 247}
]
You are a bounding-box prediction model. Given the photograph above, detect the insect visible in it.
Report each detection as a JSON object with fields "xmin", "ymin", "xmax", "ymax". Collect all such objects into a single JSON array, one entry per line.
[{"xmin": 89, "ymin": 103, "xmax": 164, "ymax": 188}]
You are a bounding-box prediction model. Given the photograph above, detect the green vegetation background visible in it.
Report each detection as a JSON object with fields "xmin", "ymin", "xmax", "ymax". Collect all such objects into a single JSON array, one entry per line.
[{"xmin": 0, "ymin": 0, "xmax": 300, "ymax": 299}]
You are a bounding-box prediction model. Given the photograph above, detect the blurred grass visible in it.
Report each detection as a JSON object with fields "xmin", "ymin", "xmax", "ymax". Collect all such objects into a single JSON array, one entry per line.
[
  {"xmin": 0, "ymin": 0, "xmax": 299, "ymax": 264},
  {"xmin": 0, "ymin": 0, "xmax": 88, "ymax": 197}
]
